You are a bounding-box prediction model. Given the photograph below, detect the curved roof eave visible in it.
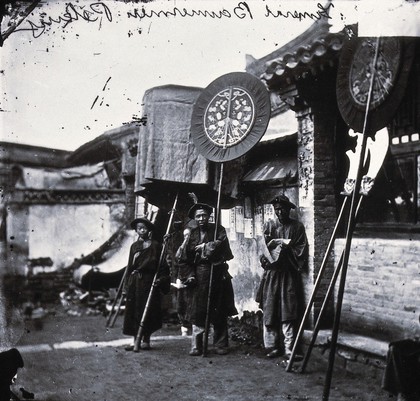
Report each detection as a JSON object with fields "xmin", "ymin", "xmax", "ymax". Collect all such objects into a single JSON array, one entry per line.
[
  {"xmin": 261, "ymin": 32, "xmax": 345, "ymax": 88},
  {"xmin": 68, "ymin": 124, "xmax": 139, "ymax": 166},
  {"xmin": 245, "ymin": 4, "xmax": 346, "ymax": 89}
]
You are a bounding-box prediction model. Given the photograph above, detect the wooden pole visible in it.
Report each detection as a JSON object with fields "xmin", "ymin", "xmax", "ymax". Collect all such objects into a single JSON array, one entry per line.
[
  {"xmin": 202, "ymin": 86, "xmax": 232, "ymax": 357},
  {"xmin": 106, "ymin": 266, "xmax": 129, "ymax": 327},
  {"xmin": 202, "ymin": 162, "xmax": 224, "ymax": 357},
  {"xmin": 108, "ymin": 283, "xmax": 126, "ymax": 328},
  {"xmin": 322, "ymin": 37, "xmax": 381, "ymax": 401},
  {"xmin": 300, "ymin": 196, "xmax": 364, "ymax": 373},
  {"xmin": 286, "ymin": 197, "xmax": 349, "ymax": 371},
  {"xmin": 133, "ymin": 193, "xmax": 179, "ymax": 352}
]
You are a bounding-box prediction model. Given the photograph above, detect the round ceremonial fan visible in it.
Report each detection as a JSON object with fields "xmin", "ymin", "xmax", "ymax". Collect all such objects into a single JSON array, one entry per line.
[
  {"xmin": 190, "ymin": 72, "xmax": 271, "ymax": 162},
  {"xmin": 336, "ymin": 36, "xmax": 415, "ymax": 135}
]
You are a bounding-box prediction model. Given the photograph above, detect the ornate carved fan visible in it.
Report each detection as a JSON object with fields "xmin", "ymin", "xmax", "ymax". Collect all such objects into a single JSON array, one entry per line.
[
  {"xmin": 336, "ymin": 36, "xmax": 415, "ymax": 135},
  {"xmin": 190, "ymin": 72, "xmax": 271, "ymax": 162}
]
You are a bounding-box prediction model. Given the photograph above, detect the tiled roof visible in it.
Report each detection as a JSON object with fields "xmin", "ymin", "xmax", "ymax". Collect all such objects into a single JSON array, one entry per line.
[
  {"xmin": 68, "ymin": 124, "xmax": 139, "ymax": 166},
  {"xmin": 246, "ymin": 17, "xmax": 346, "ymax": 88}
]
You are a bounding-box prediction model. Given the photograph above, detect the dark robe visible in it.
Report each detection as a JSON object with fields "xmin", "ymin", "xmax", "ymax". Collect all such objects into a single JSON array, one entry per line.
[
  {"xmin": 382, "ymin": 339, "xmax": 420, "ymax": 398},
  {"xmin": 122, "ymin": 239, "xmax": 169, "ymax": 337},
  {"xmin": 167, "ymin": 229, "xmax": 196, "ymax": 325},
  {"xmin": 256, "ymin": 218, "xmax": 308, "ymax": 325},
  {"xmin": 179, "ymin": 223, "xmax": 237, "ymax": 327},
  {"xmin": 0, "ymin": 348, "xmax": 24, "ymax": 401}
]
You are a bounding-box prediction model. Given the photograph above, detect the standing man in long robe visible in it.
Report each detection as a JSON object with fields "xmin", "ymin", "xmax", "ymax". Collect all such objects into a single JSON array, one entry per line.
[
  {"xmin": 177, "ymin": 203, "xmax": 237, "ymax": 356},
  {"xmin": 256, "ymin": 194, "xmax": 308, "ymax": 359},
  {"xmin": 123, "ymin": 217, "xmax": 169, "ymax": 351}
]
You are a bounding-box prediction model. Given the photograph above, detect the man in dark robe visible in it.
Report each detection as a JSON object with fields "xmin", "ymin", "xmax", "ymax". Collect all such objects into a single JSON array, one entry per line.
[
  {"xmin": 0, "ymin": 348, "xmax": 24, "ymax": 401},
  {"xmin": 178, "ymin": 203, "xmax": 237, "ymax": 356},
  {"xmin": 123, "ymin": 217, "xmax": 169, "ymax": 351},
  {"xmin": 256, "ymin": 194, "xmax": 308, "ymax": 359},
  {"xmin": 382, "ymin": 338, "xmax": 420, "ymax": 401},
  {"xmin": 171, "ymin": 223, "xmax": 196, "ymax": 336}
]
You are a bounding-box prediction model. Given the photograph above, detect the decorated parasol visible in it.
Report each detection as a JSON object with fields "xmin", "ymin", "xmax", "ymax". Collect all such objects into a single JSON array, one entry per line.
[
  {"xmin": 316, "ymin": 35, "xmax": 415, "ymax": 401},
  {"xmin": 190, "ymin": 72, "xmax": 271, "ymax": 162},
  {"xmin": 336, "ymin": 35, "xmax": 415, "ymax": 136}
]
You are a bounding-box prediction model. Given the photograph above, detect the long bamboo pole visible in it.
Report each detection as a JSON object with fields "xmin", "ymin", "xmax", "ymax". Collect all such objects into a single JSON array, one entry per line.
[
  {"xmin": 286, "ymin": 197, "xmax": 349, "ymax": 371},
  {"xmin": 202, "ymin": 86, "xmax": 233, "ymax": 357},
  {"xmin": 106, "ymin": 267, "xmax": 129, "ymax": 327},
  {"xmin": 202, "ymin": 162, "xmax": 224, "ymax": 357},
  {"xmin": 322, "ymin": 37, "xmax": 381, "ymax": 400},
  {"xmin": 133, "ymin": 194, "xmax": 179, "ymax": 352},
  {"xmin": 300, "ymin": 196, "xmax": 364, "ymax": 373}
]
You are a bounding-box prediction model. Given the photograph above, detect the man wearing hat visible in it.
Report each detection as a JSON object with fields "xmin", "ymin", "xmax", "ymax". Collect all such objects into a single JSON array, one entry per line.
[
  {"xmin": 177, "ymin": 203, "xmax": 237, "ymax": 356},
  {"xmin": 122, "ymin": 217, "xmax": 169, "ymax": 351},
  {"xmin": 256, "ymin": 194, "xmax": 308, "ymax": 359},
  {"xmin": 0, "ymin": 348, "xmax": 24, "ymax": 401}
]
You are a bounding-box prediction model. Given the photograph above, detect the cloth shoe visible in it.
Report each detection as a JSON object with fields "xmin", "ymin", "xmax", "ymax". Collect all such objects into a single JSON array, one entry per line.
[
  {"xmin": 124, "ymin": 345, "xmax": 134, "ymax": 351},
  {"xmin": 215, "ymin": 347, "xmax": 229, "ymax": 355},
  {"xmin": 189, "ymin": 325, "xmax": 203, "ymax": 356},
  {"xmin": 189, "ymin": 348, "xmax": 202, "ymax": 356},
  {"xmin": 141, "ymin": 342, "xmax": 151, "ymax": 350},
  {"xmin": 284, "ymin": 347, "xmax": 303, "ymax": 361},
  {"xmin": 266, "ymin": 349, "xmax": 282, "ymax": 358},
  {"xmin": 292, "ymin": 352, "xmax": 304, "ymax": 362}
]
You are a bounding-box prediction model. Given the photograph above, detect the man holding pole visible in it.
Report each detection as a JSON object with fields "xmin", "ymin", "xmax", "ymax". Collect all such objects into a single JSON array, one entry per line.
[
  {"xmin": 177, "ymin": 202, "xmax": 237, "ymax": 356},
  {"xmin": 256, "ymin": 194, "xmax": 308, "ymax": 359},
  {"xmin": 122, "ymin": 217, "xmax": 169, "ymax": 351}
]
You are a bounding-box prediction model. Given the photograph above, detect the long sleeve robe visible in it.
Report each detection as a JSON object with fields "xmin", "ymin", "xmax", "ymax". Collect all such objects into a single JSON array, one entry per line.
[
  {"xmin": 256, "ymin": 218, "xmax": 308, "ymax": 325},
  {"xmin": 178, "ymin": 223, "xmax": 237, "ymax": 326},
  {"xmin": 122, "ymin": 239, "xmax": 169, "ymax": 337}
]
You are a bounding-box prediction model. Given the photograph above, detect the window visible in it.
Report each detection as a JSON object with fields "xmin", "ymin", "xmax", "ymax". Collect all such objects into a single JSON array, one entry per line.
[{"xmin": 360, "ymin": 134, "xmax": 420, "ymax": 225}]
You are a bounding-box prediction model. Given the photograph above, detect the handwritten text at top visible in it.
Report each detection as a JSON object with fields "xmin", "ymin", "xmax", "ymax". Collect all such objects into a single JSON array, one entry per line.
[{"xmin": 12, "ymin": 1, "xmax": 334, "ymax": 40}]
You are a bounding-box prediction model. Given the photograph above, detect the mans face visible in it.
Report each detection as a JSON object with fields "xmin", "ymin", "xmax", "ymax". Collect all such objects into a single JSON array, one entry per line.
[
  {"xmin": 136, "ymin": 222, "xmax": 150, "ymax": 239},
  {"xmin": 194, "ymin": 209, "xmax": 210, "ymax": 228},
  {"xmin": 273, "ymin": 203, "xmax": 291, "ymax": 223}
]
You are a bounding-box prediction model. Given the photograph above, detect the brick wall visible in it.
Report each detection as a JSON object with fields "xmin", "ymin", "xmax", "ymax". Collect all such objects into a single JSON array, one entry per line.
[
  {"xmin": 334, "ymin": 237, "xmax": 420, "ymax": 340},
  {"xmin": 3, "ymin": 268, "xmax": 74, "ymax": 305},
  {"xmin": 297, "ymin": 107, "xmax": 338, "ymax": 327}
]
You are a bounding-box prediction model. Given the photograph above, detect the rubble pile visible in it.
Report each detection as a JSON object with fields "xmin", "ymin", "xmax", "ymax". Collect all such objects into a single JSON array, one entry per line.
[
  {"xmin": 59, "ymin": 285, "xmax": 121, "ymax": 317},
  {"xmin": 228, "ymin": 310, "xmax": 263, "ymax": 347}
]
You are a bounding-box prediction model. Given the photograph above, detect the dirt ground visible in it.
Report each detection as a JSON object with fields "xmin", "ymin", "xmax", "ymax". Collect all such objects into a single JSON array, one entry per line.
[{"xmin": 8, "ymin": 308, "xmax": 395, "ymax": 401}]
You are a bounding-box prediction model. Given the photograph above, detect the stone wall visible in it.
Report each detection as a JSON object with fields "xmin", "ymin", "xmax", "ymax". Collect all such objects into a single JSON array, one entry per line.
[
  {"xmin": 6, "ymin": 203, "xmax": 125, "ymax": 275},
  {"xmin": 3, "ymin": 268, "xmax": 74, "ymax": 305}
]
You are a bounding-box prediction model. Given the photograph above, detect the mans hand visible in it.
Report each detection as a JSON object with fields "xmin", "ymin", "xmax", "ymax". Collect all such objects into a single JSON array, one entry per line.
[
  {"xmin": 184, "ymin": 277, "xmax": 196, "ymax": 288},
  {"xmin": 260, "ymin": 255, "xmax": 270, "ymax": 269},
  {"xmin": 267, "ymin": 239, "xmax": 284, "ymax": 250},
  {"xmin": 154, "ymin": 277, "xmax": 162, "ymax": 288},
  {"xmin": 194, "ymin": 243, "xmax": 205, "ymax": 252}
]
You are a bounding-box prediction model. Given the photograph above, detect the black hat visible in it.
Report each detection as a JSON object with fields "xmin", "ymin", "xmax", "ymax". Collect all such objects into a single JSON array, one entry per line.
[
  {"xmin": 0, "ymin": 348, "xmax": 24, "ymax": 382},
  {"xmin": 270, "ymin": 194, "xmax": 296, "ymax": 209},
  {"xmin": 130, "ymin": 217, "xmax": 154, "ymax": 231},
  {"xmin": 188, "ymin": 203, "xmax": 213, "ymax": 219}
]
